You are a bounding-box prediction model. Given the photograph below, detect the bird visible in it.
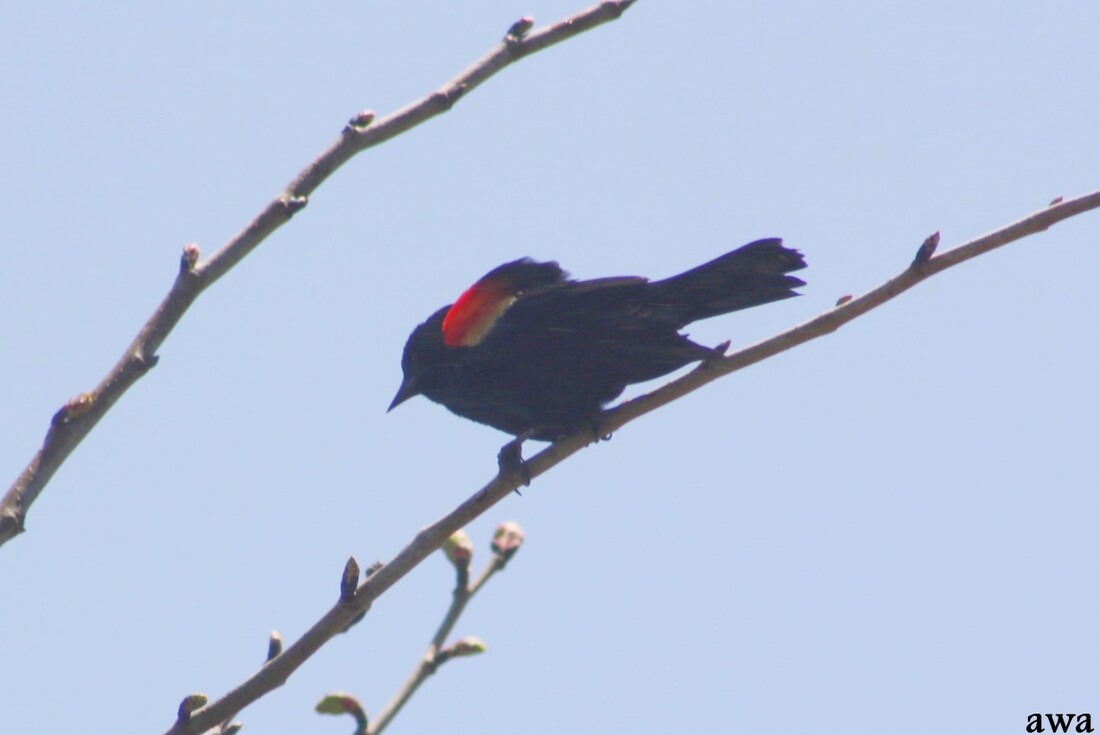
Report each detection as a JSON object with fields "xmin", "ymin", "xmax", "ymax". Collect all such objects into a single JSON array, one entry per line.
[{"xmin": 389, "ymin": 238, "xmax": 806, "ymax": 442}]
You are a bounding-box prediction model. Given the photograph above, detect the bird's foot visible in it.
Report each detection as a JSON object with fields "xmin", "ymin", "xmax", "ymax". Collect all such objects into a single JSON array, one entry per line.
[
  {"xmin": 589, "ymin": 418, "xmax": 612, "ymax": 443},
  {"xmin": 497, "ymin": 430, "xmax": 534, "ymax": 490}
]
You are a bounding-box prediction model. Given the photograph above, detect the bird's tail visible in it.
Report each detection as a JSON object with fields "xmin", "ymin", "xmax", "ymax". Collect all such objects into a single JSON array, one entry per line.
[{"xmin": 649, "ymin": 238, "xmax": 806, "ymax": 326}]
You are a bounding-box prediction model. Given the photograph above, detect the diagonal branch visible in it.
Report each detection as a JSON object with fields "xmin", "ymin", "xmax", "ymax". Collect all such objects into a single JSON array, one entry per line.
[
  {"xmin": 0, "ymin": 0, "xmax": 639, "ymax": 549},
  {"xmin": 528, "ymin": 191, "xmax": 1100, "ymax": 466},
  {"xmin": 161, "ymin": 191, "xmax": 1099, "ymax": 734}
]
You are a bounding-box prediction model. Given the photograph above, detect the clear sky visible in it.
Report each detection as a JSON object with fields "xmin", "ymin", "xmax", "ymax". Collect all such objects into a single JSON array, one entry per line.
[{"xmin": 2, "ymin": 2, "xmax": 1098, "ymax": 734}]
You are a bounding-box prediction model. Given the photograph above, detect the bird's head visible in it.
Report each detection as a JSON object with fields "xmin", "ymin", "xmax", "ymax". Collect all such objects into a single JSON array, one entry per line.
[
  {"xmin": 388, "ymin": 258, "xmax": 566, "ymax": 413},
  {"xmin": 388, "ymin": 306, "xmax": 451, "ymax": 412}
]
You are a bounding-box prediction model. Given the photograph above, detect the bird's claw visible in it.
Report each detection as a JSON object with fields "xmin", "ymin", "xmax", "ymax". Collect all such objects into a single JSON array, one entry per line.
[
  {"xmin": 497, "ymin": 431, "xmax": 533, "ymax": 489},
  {"xmin": 588, "ymin": 416, "xmax": 613, "ymax": 443},
  {"xmin": 591, "ymin": 423, "xmax": 612, "ymax": 443}
]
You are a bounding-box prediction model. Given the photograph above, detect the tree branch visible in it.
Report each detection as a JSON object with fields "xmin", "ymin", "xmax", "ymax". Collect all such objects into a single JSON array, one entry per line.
[
  {"xmin": 0, "ymin": 0, "xmax": 639, "ymax": 549},
  {"xmin": 160, "ymin": 191, "xmax": 1098, "ymax": 734},
  {"xmin": 595, "ymin": 190, "xmax": 1100, "ymax": 432},
  {"xmin": 369, "ymin": 527, "xmax": 519, "ymax": 735}
]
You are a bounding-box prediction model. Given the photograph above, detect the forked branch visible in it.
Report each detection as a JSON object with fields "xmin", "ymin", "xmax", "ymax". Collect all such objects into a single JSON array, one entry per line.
[{"xmin": 366, "ymin": 525, "xmax": 522, "ymax": 735}]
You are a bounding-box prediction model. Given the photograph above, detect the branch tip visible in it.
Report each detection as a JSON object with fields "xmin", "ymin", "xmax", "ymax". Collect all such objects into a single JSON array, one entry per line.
[
  {"xmin": 177, "ymin": 693, "xmax": 208, "ymax": 723},
  {"xmin": 340, "ymin": 556, "xmax": 360, "ymax": 602},
  {"xmin": 491, "ymin": 521, "xmax": 525, "ymax": 564},
  {"xmin": 316, "ymin": 693, "xmax": 368, "ymax": 732},
  {"xmin": 911, "ymin": 231, "xmax": 940, "ymax": 267},
  {"xmin": 266, "ymin": 630, "xmax": 283, "ymax": 661},
  {"xmin": 505, "ymin": 16, "xmax": 535, "ymax": 41},
  {"xmin": 436, "ymin": 636, "xmax": 489, "ymax": 666},
  {"xmin": 347, "ymin": 109, "xmax": 376, "ymax": 130},
  {"xmin": 443, "ymin": 529, "xmax": 474, "ymax": 572},
  {"xmin": 452, "ymin": 636, "xmax": 488, "ymax": 656},
  {"xmin": 180, "ymin": 243, "xmax": 201, "ymax": 273}
]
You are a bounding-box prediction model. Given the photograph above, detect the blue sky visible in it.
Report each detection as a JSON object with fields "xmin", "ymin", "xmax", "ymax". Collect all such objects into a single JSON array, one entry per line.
[{"xmin": 2, "ymin": 2, "xmax": 1098, "ymax": 734}]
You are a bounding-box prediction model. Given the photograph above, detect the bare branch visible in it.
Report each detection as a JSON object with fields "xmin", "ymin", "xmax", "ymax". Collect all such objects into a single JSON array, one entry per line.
[
  {"xmin": 533, "ymin": 191, "xmax": 1100, "ymax": 468},
  {"xmin": 0, "ymin": 0, "xmax": 639, "ymax": 549},
  {"xmin": 370, "ymin": 527, "xmax": 518, "ymax": 735},
  {"xmin": 160, "ymin": 191, "xmax": 1098, "ymax": 734}
]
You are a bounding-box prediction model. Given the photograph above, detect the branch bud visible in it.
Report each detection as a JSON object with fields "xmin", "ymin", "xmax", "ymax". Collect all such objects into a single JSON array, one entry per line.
[
  {"xmin": 176, "ymin": 693, "xmax": 207, "ymax": 723},
  {"xmin": 506, "ymin": 16, "xmax": 535, "ymax": 41},
  {"xmin": 491, "ymin": 521, "xmax": 525, "ymax": 562},
  {"xmin": 51, "ymin": 392, "xmax": 95, "ymax": 427},
  {"xmin": 316, "ymin": 692, "xmax": 368, "ymax": 733},
  {"xmin": 347, "ymin": 109, "xmax": 376, "ymax": 130},
  {"xmin": 451, "ymin": 636, "xmax": 488, "ymax": 656},
  {"xmin": 267, "ymin": 630, "xmax": 283, "ymax": 661},
  {"xmin": 443, "ymin": 530, "xmax": 474, "ymax": 571},
  {"xmin": 911, "ymin": 231, "xmax": 940, "ymax": 267},
  {"xmin": 180, "ymin": 243, "xmax": 200, "ymax": 273},
  {"xmin": 340, "ymin": 556, "xmax": 360, "ymax": 602},
  {"xmin": 436, "ymin": 636, "xmax": 488, "ymax": 665}
]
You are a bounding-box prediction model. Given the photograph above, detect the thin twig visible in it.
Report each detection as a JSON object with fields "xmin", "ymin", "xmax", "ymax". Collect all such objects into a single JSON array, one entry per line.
[
  {"xmin": 0, "ymin": 0, "xmax": 639, "ymax": 549},
  {"xmin": 370, "ymin": 553, "xmax": 507, "ymax": 735},
  {"xmin": 160, "ymin": 191, "xmax": 1099, "ymax": 735}
]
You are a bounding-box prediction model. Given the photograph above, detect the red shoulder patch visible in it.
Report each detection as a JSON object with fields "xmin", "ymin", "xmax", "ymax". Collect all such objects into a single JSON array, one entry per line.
[
  {"xmin": 441, "ymin": 279, "xmax": 517, "ymax": 347},
  {"xmin": 441, "ymin": 259, "xmax": 566, "ymax": 347}
]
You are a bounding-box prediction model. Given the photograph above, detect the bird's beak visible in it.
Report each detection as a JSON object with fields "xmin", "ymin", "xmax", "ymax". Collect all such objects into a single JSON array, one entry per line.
[{"xmin": 387, "ymin": 376, "xmax": 421, "ymax": 412}]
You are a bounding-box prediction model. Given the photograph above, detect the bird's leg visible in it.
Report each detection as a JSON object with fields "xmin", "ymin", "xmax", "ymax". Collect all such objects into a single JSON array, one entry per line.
[{"xmin": 497, "ymin": 430, "xmax": 535, "ymax": 490}]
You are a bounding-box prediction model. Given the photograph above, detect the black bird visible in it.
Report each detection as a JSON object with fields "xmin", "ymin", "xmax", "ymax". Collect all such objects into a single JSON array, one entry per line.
[{"xmin": 389, "ymin": 238, "xmax": 806, "ymax": 441}]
